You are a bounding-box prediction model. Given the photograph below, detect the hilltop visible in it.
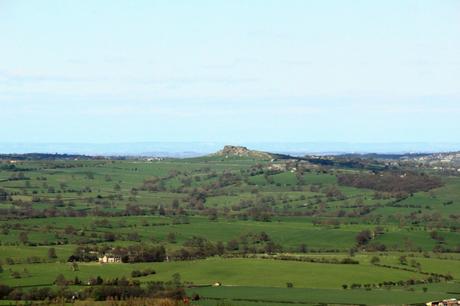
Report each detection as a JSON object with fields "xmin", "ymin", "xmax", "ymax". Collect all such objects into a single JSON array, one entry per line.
[{"xmin": 212, "ymin": 145, "xmax": 292, "ymax": 160}]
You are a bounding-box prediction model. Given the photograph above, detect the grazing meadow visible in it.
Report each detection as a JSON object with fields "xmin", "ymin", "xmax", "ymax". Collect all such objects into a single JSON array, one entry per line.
[{"xmin": 0, "ymin": 152, "xmax": 459, "ymax": 305}]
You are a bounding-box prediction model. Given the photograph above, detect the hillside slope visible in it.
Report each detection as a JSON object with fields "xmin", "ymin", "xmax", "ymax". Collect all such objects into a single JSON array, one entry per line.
[{"xmin": 213, "ymin": 145, "xmax": 291, "ymax": 160}]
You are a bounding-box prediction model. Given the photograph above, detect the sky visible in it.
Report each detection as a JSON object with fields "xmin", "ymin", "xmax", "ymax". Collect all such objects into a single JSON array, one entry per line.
[{"xmin": 0, "ymin": 0, "xmax": 459, "ymax": 146}]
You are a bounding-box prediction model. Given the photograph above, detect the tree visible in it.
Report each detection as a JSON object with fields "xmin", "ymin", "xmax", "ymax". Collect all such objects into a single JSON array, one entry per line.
[
  {"xmin": 191, "ymin": 293, "xmax": 200, "ymax": 301},
  {"xmin": 0, "ymin": 189, "xmax": 8, "ymax": 202},
  {"xmin": 54, "ymin": 274, "xmax": 67, "ymax": 286},
  {"xmin": 355, "ymin": 230, "xmax": 372, "ymax": 246},
  {"xmin": 342, "ymin": 284, "xmax": 348, "ymax": 290},
  {"xmin": 226, "ymin": 239, "xmax": 239, "ymax": 251},
  {"xmin": 348, "ymin": 247, "xmax": 356, "ymax": 257},
  {"xmin": 104, "ymin": 232, "xmax": 116, "ymax": 242},
  {"xmin": 47, "ymin": 248, "xmax": 57, "ymax": 260},
  {"xmin": 298, "ymin": 243, "xmax": 308, "ymax": 253},
  {"xmin": 167, "ymin": 232, "xmax": 177, "ymax": 243},
  {"xmin": 11, "ymin": 271, "xmax": 21, "ymax": 279},
  {"xmin": 0, "ymin": 284, "xmax": 12, "ymax": 299},
  {"xmin": 399, "ymin": 256, "xmax": 408, "ymax": 265},
  {"xmin": 286, "ymin": 282, "xmax": 294, "ymax": 288},
  {"xmin": 74, "ymin": 276, "xmax": 81, "ymax": 285},
  {"xmin": 208, "ymin": 210, "xmax": 218, "ymax": 221},
  {"xmin": 19, "ymin": 232, "xmax": 29, "ymax": 245},
  {"xmin": 172, "ymin": 273, "xmax": 181, "ymax": 287},
  {"xmin": 172, "ymin": 199, "xmax": 180, "ymax": 209},
  {"xmin": 127, "ymin": 232, "xmax": 141, "ymax": 242},
  {"xmin": 430, "ymin": 230, "xmax": 444, "ymax": 243},
  {"xmin": 71, "ymin": 262, "xmax": 79, "ymax": 271},
  {"xmin": 264, "ymin": 241, "xmax": 277, "ymax": 254},
  {"xmin": 216, "ymin": 241, "xmax": 225, "ymax": 255},
  {"xmin": 370, "ymin": 256, "xmax": 380, "ymax": 265},
  {"xmin": 22, "ymin": 268, "xmax": 29, "ymax": 277},
  {"xmin": 64, "ymin": 225, "xmax": 76, "ymax": 235}
]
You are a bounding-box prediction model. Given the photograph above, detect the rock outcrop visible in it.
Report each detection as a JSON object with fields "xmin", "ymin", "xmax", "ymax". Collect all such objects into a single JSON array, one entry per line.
[{"xmin": 214, "ymin": 145, "xmax": 274, "ymax": 159}]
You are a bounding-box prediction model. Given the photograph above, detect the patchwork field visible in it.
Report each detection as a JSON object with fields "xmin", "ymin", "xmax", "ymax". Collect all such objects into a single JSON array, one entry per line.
[{"xmin": 0, "ymin": 154, "xmax": 459, "ymax": 305}]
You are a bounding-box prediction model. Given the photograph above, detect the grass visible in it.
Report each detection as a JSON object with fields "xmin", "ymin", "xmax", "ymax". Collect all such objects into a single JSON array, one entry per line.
[
  {"xmin": 4, "ymin": 214, "xmax": 459, "ymax": 253},
  {"xmin": 0, "ymin": 258, "xmax": 425, "ymax": 289},
  {"xmin": 1, "ymin": 158, "xmax": 460, "ymax": 305},
  {"xmin": 187, "ymin": 285, "xmax": 455, "ymax": 306}
]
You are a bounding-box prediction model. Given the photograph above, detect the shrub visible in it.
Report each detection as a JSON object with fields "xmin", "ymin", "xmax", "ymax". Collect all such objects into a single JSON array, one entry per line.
[{"xmin": 370, "ymin": 256, "xmax": 380, "ymax": 264}]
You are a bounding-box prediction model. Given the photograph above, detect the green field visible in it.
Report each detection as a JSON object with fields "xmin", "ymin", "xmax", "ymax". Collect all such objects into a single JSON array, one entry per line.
[
  {"xmin": 1, "ymin": 155, "xmax": 459, "ymax": 305},
  {"xmin": 0, "ymin": 257, "xmax": 425, "ymax": 287},
  {"xmin": 187, "ymin": 286, "xmax": 454, "ymax": 306}
]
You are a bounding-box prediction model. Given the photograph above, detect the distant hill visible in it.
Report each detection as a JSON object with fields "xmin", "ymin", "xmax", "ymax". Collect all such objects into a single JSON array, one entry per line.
[
  {"xmin": 0, "ymin": 153, "xmax": 95, "ymax": 161},
  {"xmin": 335, "ymin": 153, "xmax": 432, "ymax": 160},
  {"xmin": 212, "ymin": 145, "xmax": 292, "ymax": 160},
  {"xmin": 408, "ymin": 151, "xmax": 460, "ymax": 166}
]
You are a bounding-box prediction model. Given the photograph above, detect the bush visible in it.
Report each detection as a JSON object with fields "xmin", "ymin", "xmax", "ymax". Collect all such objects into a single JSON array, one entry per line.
[
  {"xmin": 132, "ymin": 269, "xmax": 156, "ymax": 278},
  {"xmin": 356, "ymin": 230, "xmax": 372, "ymax": 246},
  {"xmin": 0, "ymin": 284, "xmax": 12, "ymax": 299},
  {"xmin": 370, "ymin": 256, "xmax": 380, "ymax": 264}
]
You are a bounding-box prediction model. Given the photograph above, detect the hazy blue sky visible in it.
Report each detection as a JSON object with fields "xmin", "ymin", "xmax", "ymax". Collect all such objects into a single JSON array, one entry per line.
[{"xmin": 1, "ymin": 0, "xmax": 459, "ymax": 144}]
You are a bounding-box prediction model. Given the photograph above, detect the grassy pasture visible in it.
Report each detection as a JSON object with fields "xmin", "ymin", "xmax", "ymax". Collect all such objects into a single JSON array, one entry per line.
[
  {"xmin": 188, "ymin": 285, "xmax": 455, "ymax": 306},
  {"xmin": 2, "ymin": 215, "xmax": 460, "ymax": 252},
  {"xmin": 0, "ymin": 257, "xmax": 425, "ymax": 289},
  {"xmin": 1, "ymin": 157, "xmax": 460, "ymax": 305}
]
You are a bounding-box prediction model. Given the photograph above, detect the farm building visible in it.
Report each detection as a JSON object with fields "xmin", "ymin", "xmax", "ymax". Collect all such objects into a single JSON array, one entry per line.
[
  {"xmin": 98, "ymin": 254, "xmax": 121, "ymax": 264},
  {"xmin": 426, "ymin": 298, "xmax": 459, "ymax": 306}
]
